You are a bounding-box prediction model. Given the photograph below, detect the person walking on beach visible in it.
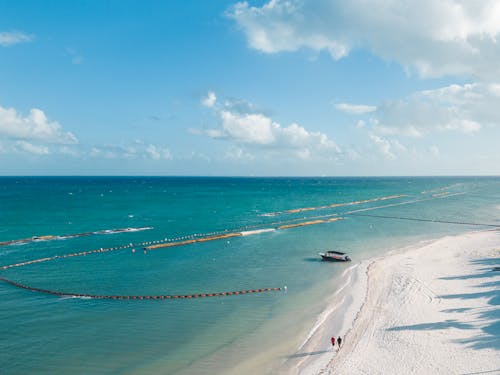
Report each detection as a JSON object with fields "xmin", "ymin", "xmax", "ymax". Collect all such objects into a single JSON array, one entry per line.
[
  {"xmin": 337, "ymin": 336, "xmax": 342, "ymax": 349},
  {"xmin": 330, "ymin": 336, "xmax": 336, "ymax": 349}
]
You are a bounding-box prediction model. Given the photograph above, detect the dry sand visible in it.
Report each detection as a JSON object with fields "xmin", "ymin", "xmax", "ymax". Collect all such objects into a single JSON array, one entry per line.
[{"xmin": 297, "ymin": 229, "xmax": 500, "ymax": 375}]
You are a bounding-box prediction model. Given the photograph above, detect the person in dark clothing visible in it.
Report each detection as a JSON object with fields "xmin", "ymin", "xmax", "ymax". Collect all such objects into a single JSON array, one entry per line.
[{"xmin": 337, "ymin": 336, "xmax": 342, "ymax": 348}]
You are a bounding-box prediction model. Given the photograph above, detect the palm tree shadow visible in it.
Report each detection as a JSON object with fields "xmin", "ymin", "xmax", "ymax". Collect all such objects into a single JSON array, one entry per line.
[
  {"xmin": 387, "ymin": 256, "xmax": 499, "ymax": 350},
  {"xmin": 387, "ymin": 319, "xmax": 474, "ymax": 331},
  {"xmin": 436, "ymin": 256, "xmax": 500, "ymax": 350}
]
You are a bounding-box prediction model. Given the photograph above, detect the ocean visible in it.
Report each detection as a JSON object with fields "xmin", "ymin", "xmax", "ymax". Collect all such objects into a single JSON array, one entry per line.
[{"xmin": 0, "ymin": 176, "xmax": 499, "ymax": 374}]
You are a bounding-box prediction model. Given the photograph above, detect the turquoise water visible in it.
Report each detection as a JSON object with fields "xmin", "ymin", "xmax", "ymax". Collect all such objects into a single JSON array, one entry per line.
[{"xmin": 0, "ymin": 177, "xmax": 499, "ymax": 374}]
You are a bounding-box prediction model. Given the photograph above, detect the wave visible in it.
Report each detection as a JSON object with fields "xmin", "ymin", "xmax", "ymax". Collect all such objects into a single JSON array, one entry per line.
[{"xmin": 96, "ymin": 227, "xmax": 153, "ymax": 235}]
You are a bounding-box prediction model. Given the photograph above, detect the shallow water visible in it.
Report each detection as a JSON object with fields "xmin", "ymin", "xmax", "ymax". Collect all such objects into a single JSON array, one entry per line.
[{"xmin": 0, "ymin": 176, "xmax": 499, "ymax": 374}]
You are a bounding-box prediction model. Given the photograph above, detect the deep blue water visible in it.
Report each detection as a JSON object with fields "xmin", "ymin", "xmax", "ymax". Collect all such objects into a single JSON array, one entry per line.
[{"xmin": 0, "ymin": 176, "xmax": 499, "ymax": 374}]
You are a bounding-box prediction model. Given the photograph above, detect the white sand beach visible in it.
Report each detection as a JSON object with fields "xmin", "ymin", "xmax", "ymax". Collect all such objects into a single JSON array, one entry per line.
[{"xmin": 296, "ymin": 229, "xmax": 500, "ymax": 375}]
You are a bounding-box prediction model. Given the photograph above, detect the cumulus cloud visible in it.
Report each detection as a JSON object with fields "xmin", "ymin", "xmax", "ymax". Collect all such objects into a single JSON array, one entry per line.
[
  {"xmin": 201, "ymin": 91, "xmax": 217, "ymax": 107},
  {"xmin": 15, "ymin": 141, "xmax": 49, "ymax": 155},
  {"xmin": 89, "ymin": 146, "xmax": 122, "ymax": 159},
  {"xmin": 216, "ymin": 110, "xmax": 276, "ymax": 144},
  {"xmin": 0, "ymin": 105, "xmax": 78, "ymax": 144},
  {"xmin": 59, "ymin": 146, "xmax": 80, "ymax": 156},
  {"xmin": 89, "ymin": 142, "xmax": 172, "ymax": 160},
  {"xmin": 229, "ymin": 0, "xmax": 500, "ymax": 79},
  {"xmin": 229, "ymin": 0, "xmax": 350, "ymax": 59},
  {"xmin": 369, "ymin": 133, "xmax": 406, "ymax": 160},
  {"xmin": 197, "ymin": 91, "xmax": 340, "ymax": 160},
  {"xmin": 206, "ymin": 109, "xmax": 339, "ymax": 152},
  {"xmin": 0, "ymin": 31, "xmax": 33, "ymax": 46},
  {"xmin": 372, "ymin": 83, "xmax": 498, "ymax": 137},
  {"xmin": 335, "ymin": 103, "xmax": 376, "ymax": 114},
  {"xmin": 145, "ymin": 144, "xmax": 172, "ymax": 160}
]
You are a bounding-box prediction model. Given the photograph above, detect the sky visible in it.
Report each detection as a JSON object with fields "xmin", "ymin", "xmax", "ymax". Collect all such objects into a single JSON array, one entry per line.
[{"xmin": 1, "ymin": 0, "xmax": 499, "ymax": 176}]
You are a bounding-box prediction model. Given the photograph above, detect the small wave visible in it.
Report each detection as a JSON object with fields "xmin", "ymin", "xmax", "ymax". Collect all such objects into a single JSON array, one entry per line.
[
  {"xmin": 9, "ymin": 242, "xmax": 28, "ymax": 247},
  {"xmin": 240, "ymin": 228, "xmax": 276, "ymax": 236},
  {"xmin": 96, "ymin": 227, "xmax": 153, "ymax": 235},
  {"xmin": 58, "ymin": 295, "xmax": 92, "ymax": 300}
]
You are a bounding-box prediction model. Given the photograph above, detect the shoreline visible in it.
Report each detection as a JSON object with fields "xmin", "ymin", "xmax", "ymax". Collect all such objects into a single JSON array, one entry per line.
[{"xmin": 296, "ymin": 229, "xmax": 500, "ymax": 374}]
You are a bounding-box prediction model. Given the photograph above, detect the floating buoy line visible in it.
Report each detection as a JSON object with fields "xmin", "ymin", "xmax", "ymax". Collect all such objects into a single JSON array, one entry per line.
[
  {"xmin": 1, "ymin": 215, "xmax": 345, "ymax": 270},
  {"xmin": 0, "ymin": 276, "xmax": 283, "ymax": 300},
  {"xmin": 0, "ymin": 211, "xmax": 343, "ymax": 300},
  {"xmin": 0, "ymin": 192, "xmax": 465, "ymax": 272},
  {"xmin": 0, "ymin": 226, "xmax": 153, "ymax": 247},
  {"xmin": 0, "ymin": 191, "xmax": 469, "ymax": 301},
  {"xmin": 346, "ymin": 213, "xmax": 500, "ymax": 228},
  {"xmin": 262, "ymin": 194, "xmax": 407, "ymax": 216}
]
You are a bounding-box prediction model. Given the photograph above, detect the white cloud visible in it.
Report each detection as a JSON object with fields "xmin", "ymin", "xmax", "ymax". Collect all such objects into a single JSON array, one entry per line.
[
  {"xmin": 89, "ymin": 142, "xmax": 172, "ymax": 160},
  {"xmin": 59, "ymin": 146, "xmax": 80, "ymax": 156},
  {"xmin": 145, "ymin": 144, "xmax": 172, "ymax": 160},
  {"xmin": 230, "ymin": 0, "xmax": 500, "ymax": 80},
  {"xmin": 198, "ymin": 94, "xmax": 340, "ymax": 161},
  {"xmin": 0, "ymin": 31, "xmax": 33, "ymax": 46},
  {"xmin": 344, "ymin": 146, "xmax": 362, "ymax": 161},
  {"xmin": 335, "ymin": 103, "xmax": 376, "ymax": 114},
  {"xmin": 372, "ymin": 82, "xmax": 499, "ymax": 137},
  {"xmin": 90, "ymin": 146, "xmax": 120, "ymax": 159},
  {"xmin": 229, "ymin": 1, "xmax": 349, "ymax": 59},
  {"xmin": 207, "ymin": 109, "xmax": 339, "ymax": 154},
  {"xmin": 201, "ymin": 91, "xmax": 217, "ymax": 107},
  {"xmin": 297, "ymin": 148, "xmax": 311, "ymax": 160},
  {"xmin": 15, "ymin": 141, "xmax": 49, "ymax": 155},
  {"xmin": 368, "ymin": 133, "xmax": 406, "ymax": 160},
  {"xmin": 218, "ymin": 110, "xmax": 276, "ymax": 144},
  {"xmin": 0, "ymin": 105, "xmax": 78, "ymax": 144},
  {"xmin": 224, "ymin": 146, "xmax": 255, "ymax": 161}
]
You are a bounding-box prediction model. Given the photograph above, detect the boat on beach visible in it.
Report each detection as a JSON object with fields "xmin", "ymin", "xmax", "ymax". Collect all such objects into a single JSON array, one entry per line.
[{"xmin": 319, "ymin": 250, "xmax": 351, "ymax": 262}]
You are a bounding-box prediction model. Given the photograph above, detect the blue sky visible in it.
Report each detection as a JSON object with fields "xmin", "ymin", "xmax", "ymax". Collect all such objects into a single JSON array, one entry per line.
[{"xmin": 1, "ymin": 0, "xmax": 499, "ymax": 176}]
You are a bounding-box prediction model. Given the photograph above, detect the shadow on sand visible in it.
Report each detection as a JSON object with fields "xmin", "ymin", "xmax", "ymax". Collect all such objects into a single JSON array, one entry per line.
[
  {"xmin": 387, "ymin": 319, "xmax": 474, "ymax": 331},
  {"xmin": 388, "ymin": 256, "xmax": 500, "ymax": 351}
]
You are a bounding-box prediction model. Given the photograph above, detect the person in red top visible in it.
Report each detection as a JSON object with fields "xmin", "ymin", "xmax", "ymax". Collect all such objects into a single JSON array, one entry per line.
[{"xmin": 330, "ymin": 336, "xmax": 336, "ymax": 349}]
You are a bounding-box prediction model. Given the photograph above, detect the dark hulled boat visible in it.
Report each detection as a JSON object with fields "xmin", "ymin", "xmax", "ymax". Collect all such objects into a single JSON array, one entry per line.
[{"xmin": 319, "ymin": 250, "xmax": 351, "ymax": 262}]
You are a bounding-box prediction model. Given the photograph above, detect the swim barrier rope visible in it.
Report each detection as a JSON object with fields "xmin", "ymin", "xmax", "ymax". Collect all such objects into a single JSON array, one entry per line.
[
  {"xmin": 1, "ymin": 192, "xmax": 492, "ymax": 273},
  {"xmin": 0, "ymin": 217, "xmax": 344, "ymax": 271},
  {"xmin": 0, "ymin": 193, "xmax": 406, "ymax": 249},
  {"xmin": 0, "ymin": 276, "xmax": 283, "ymax": 300},
  {"xmin": 0, "ymin": 206, "xmax": 344, "ymax": 299},
  {"xmin": 346, "ymin": 213, "xmax": 500, "ymax": 227},
  {"xmin": 4, "ymin": 191, "xmax": 494, "ymax": 300}
]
